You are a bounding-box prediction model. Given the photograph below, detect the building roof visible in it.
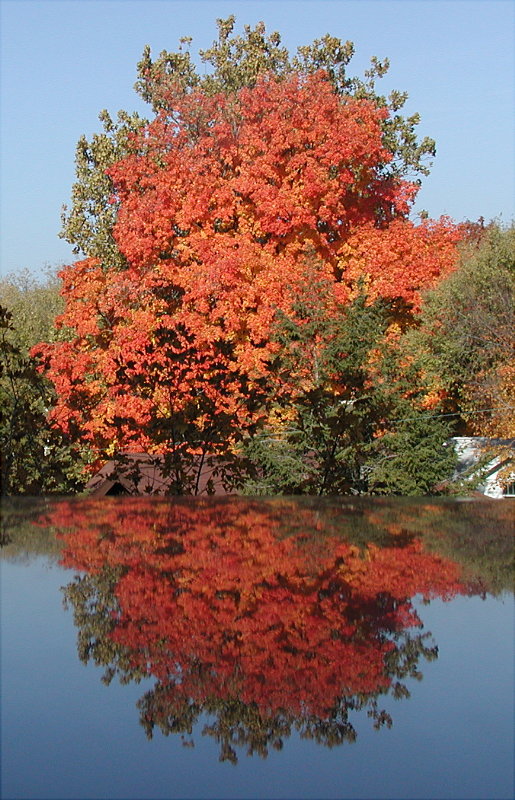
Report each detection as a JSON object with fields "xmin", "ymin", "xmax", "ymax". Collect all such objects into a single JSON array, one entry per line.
[{"xmin": 85, "ymin": 452, "xmax": 234, "ymax": 496}]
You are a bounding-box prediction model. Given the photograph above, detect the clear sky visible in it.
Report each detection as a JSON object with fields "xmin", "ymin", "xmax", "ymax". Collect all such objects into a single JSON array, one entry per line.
[{"xmin": 1, "ymin": 0, "xmax": 514, "ymax": 278}]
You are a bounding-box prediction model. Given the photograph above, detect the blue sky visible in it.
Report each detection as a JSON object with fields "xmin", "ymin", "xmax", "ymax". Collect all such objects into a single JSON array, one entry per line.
[{"xmin": 1, "ymin": 0, "xmax": 514, "ymax": 277}]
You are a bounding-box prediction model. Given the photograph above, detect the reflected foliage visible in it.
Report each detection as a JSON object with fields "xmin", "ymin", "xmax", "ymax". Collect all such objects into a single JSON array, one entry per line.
[
  {"xmin": 34, "ymin": 498, "xmax": 473, "ymax": 762},
  {"xmin": 416, "ymin": 502, "xmax": 515, "ymax": 594},
  {"xmin": 4, "ymin": 497, "xmax": 511, "ymax": 762},
  {"xmin": 0, "ymin": 498, "xmax": 64, "ymax": 562}
]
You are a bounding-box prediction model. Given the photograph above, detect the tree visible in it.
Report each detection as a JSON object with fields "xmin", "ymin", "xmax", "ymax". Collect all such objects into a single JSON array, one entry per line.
[
  {"xmin": 409, "ymin": 223, "xmax": 515, "ymax": 438},
  {"xmin": 0, "ymin": 306, "xmax": 86, "ymax": 494},
  {"xmin": 61, "ymin": 17, "xmax": 436, "ymax": 269},
  {"xmin": 36, "ymin": 20, "xmax": 461, "ymax": 492},
  {"xmin": 0, "ymin": 267, "xmax": 64, "ymax": 352},
  {"xmin": 241, "ymin": 276, "xmax": 457, "ymax": 495},
  {"xmin": 0, "ymin": 269, "xmax": 88, "ymax": 494},
  {"xmin": 364, "ymin": 414, "xmax": 458, "ymax": 495}
]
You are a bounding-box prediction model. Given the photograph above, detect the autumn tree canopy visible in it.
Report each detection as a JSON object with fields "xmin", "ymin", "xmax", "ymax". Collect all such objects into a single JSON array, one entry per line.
[
  {"xmin": 35, "ymin": 18, "xmax": 462, "ymax": 492},
  {"xmin": 60, "ymin": 16, "xmax": 438, "ymax": 267}
]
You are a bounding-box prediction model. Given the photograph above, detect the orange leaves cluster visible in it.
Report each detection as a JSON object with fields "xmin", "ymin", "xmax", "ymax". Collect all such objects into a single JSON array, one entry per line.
[
  {"xmin": 36, "ymin": 71, "xmax": 461, "ymax": 456},
  {"xmin": 338, "ymin": 217, "xmax": 461, "ymax": 311},
  {"xmin": 50, "ymin": 499, "xmax": 464, "ymax": 719},
  {"xmin": 109, "ymin": 72, "xmax": 457, "ymax": 317}
]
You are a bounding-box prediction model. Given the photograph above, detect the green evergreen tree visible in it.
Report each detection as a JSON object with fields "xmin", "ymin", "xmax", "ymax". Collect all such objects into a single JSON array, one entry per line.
[{"xmin": 242, "ymin": 281, "xmax": 457, "ymax": 496}]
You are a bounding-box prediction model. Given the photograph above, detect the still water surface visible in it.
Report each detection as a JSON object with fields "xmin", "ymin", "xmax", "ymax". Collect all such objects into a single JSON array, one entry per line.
[{"xmin": 1, "ymin": 496, "xmax": 513, "ymax": 799}]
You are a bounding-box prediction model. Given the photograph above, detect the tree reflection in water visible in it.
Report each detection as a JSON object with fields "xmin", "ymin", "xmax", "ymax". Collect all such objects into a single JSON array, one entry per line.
[{"xmin": 45, "ymin": 498, "xmax": 466, "ymax": 763}]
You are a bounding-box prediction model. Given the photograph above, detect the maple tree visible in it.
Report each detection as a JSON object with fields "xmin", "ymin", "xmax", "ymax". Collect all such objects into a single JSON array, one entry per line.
[
  {"xmin": 48, "ymin": 497, "xmax": 465, "ymax": 760},
  {"xmin": 35, "ymin": 48, "xmax": 461, "ymax": 489},
  {"xmin": 60, "ymin": 16, "xmax": 436, "ymax": 267}
]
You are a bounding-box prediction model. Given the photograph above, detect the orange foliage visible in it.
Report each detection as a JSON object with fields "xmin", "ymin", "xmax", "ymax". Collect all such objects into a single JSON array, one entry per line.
[
  {"xmin": 35, "ymin": 72, "xmax": 461, "ymax": 458},
  {"xmin": 48, "ymin": 498, "xmax": 464, "ymax": 720}
]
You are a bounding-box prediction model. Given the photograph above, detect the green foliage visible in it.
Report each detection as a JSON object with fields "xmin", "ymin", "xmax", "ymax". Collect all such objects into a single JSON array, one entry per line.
[
  {"xmin": 62, "ymin": 566, "xmax": 149, "ymax": 686},
  {"xmin": 0, "ymin": 272, "xmax": 89, "ymax": 495},
  {"xmin": 408, "ymin": 222, "xmax": 515, "ymax": 435},
  {"xmin": 242, "ymin": 284, "xmax": 457, "ymax": 496},
  {"xmin": 60, "ymin": 110, "xmax": 147, "ymax": 265},
  {"xmin": 0, "ymin": 267, "xmax": 64, "ymax": 351},
  {"xmin": 365, "ymin": 415, "xmax": 457, "ymax": 495}
]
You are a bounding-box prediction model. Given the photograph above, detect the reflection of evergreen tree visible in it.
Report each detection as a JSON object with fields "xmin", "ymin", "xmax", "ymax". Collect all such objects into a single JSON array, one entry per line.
[
  {"xmin": 62, "ymin": 567, "xmax": 149, "ymax": 686},
  {"xmin": 361, "ymin": 499, "xmax": 514, "ymax": 594},
  {"xmin": 417, "ymin": 503, "xmax": 514, "ymax": 595}
]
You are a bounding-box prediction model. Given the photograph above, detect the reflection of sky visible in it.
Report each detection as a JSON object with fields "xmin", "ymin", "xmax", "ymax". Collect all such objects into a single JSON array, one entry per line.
[{"xmin": 1, "ymin": 558, "xmax": 513, "ymax": 800}]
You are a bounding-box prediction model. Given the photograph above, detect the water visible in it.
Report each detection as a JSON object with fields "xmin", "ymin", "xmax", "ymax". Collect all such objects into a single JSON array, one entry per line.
[{"xmin": 1, "ymin": 496, "xmax": 513, "ymax": 799}]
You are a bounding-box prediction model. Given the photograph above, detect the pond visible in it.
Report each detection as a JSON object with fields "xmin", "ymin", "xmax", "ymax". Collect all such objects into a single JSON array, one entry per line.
[{"xmin": 1, "ymin": 496, "xmax": 513, "ymax": 800}]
